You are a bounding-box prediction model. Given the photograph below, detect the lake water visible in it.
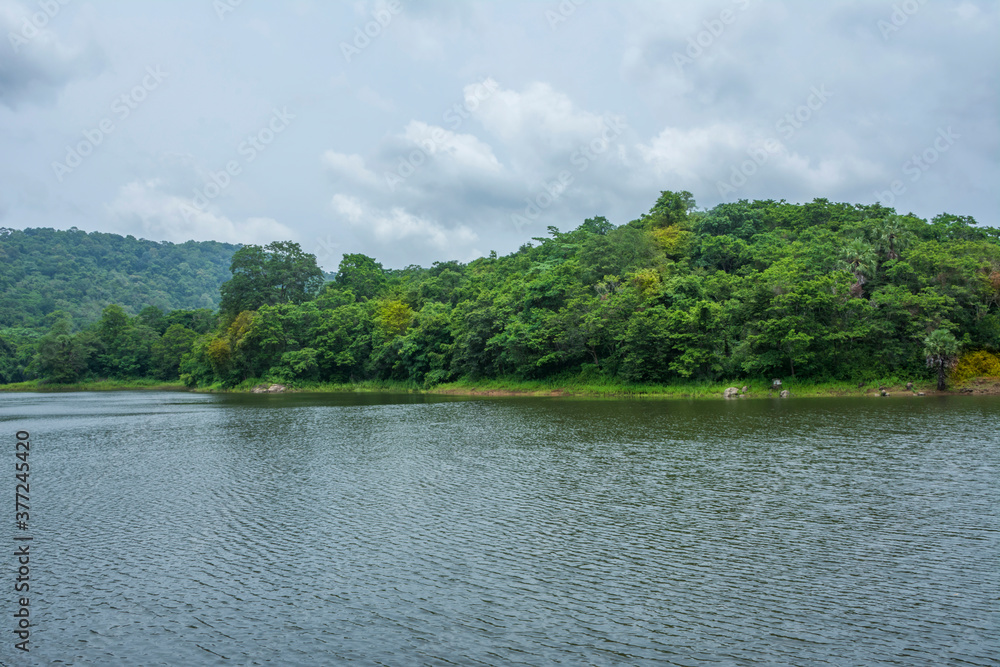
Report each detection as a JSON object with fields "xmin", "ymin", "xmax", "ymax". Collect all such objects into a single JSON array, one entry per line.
[{"xmin": 0, "ymin": 391, "xmax": 997, "ymax": 666}]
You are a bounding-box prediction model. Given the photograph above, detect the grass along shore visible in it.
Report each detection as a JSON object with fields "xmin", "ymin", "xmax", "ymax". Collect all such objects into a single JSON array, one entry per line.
[
  {"xmin": 428, "ymin": 376, "xmax": 1000, "ymax": 398},
  {"xmin": 0, "ymin": 378, "xmax": 187, "ymax": 392},
  {"xmin": 6, "ymin": 375, "xmax": 998, "ymax": 398}
]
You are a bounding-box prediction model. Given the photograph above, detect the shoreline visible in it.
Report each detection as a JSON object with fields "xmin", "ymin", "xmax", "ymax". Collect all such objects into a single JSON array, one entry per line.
[{"xmin": 3, "ymin": 377, "xmax": 1000, "ymax": 398}]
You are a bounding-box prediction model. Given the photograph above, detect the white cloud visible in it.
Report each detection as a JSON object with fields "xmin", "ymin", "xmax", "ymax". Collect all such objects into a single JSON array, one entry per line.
[
  {"xmin": 401, "ymin": 120, "xmax": 502, "ymax": 173},
  {"xmin": 637, "ymin": 123, "xmax": 748, "ymax": 183},
  {"xmin": 357, "ymin": 85, "xmax": 395, "ymax": 112},
  {"xmin": 331, "ymin": 193, "xmax": 478, "ymax": 256},
  {"xmin": 323, "ymin": 151, "xmax": 380, "ymax": 188},
  {"xmin": 474, "ymin": 81, "xmax": 612, "ymax": 150},
  {"xmin": 106, "ymin": 180, "xmax": 296, "ymax": 245}
]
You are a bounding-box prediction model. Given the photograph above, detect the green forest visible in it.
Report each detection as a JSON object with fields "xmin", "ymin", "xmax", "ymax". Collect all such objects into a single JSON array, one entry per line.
[
  {"xmin": 0, "ymin": 227, "xmax": 237, "ymax": 327},
  {"xmin": 3, "ymin": 193, "xmax": 1000, "ymax": 392}
]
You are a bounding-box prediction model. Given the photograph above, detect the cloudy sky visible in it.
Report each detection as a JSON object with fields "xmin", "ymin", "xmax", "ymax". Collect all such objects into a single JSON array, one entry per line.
[{"xmin": 1, "ymin": 0, "xmax": 997, "ymax": 269}]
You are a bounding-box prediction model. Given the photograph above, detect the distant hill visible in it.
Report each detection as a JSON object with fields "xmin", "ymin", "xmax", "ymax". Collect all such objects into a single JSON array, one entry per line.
[{"xmin": 0, "ymin": 227, "xmax": 239, "ymax": 328}]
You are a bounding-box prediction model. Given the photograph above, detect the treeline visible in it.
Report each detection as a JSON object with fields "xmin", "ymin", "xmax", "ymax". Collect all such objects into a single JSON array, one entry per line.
[{"xmin": 4, "ymin": 193, "xmax": 1000, "ymax": 388}]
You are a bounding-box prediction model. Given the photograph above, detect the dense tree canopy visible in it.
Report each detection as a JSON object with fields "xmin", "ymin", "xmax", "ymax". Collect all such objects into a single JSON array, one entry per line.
[
  {"xmin": 219, "ymin": 241, "xmax": 324, "ymax": 315},
  {"xmin": 0, "ymin": 227, "xmax": 237, "ymax": 327},
  {"xmin": 4, "ymin": 193, "xmax": 1000, "ymax": 390}
]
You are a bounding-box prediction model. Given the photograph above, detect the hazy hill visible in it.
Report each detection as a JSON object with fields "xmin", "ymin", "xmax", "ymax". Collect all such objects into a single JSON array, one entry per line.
[{"xmin": 0, "ymin": 227, "xmax": 239, "ymax": 328}]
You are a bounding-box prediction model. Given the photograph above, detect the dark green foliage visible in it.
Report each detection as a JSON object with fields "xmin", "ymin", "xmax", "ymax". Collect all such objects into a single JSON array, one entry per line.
[
  {"xmin": 334, "ymin": 253, "xmax": 386, "ymax": 301},
  {"xmin": 32, "ymin": 318, "xmax": 92, "ymax": 383},
  {"xmin": 0, "ymin": 227, "xmax": 237, "ymax": 327},
  {"xmin": 4, "ymin": 193, "xmax": 999, "ymax": 388},
  {"xmin": 152, "ymin": 325, "xmax": 199, "ymax": 380},
  {"xmin": 219, "ymin": 242, "xmax": 324, "ymax": 315}
]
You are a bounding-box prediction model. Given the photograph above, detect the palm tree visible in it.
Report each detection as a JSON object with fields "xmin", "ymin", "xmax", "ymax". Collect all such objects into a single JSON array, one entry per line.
[
  {"xmin": 841, "ymin": 238, "xmax": 876, "ymax": 296},
  {"xmin": 873, "ymin": 215, "xmax": 915, "ymax": 262},
  {"xmin": 924, "ymin": 328, "xmax": 959, "ymax": 391}
]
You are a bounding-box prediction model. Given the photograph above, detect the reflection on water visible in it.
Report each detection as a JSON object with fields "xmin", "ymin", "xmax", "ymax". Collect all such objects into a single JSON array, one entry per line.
[{"xmin": 1, "ymin": 391, "xmax": 997, "ymax": 665}]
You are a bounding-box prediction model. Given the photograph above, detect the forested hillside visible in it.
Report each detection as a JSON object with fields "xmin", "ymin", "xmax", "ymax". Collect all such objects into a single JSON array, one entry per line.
[
  {"xmin": 5, "ymin": 194, "xmax": 1000, "ymax": 390},
  {"xmin": 0, "ymin": 227, "xmax": 238, "ymax": 328}
]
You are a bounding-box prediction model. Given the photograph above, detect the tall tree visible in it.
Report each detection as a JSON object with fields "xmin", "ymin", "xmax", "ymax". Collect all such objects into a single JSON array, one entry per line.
[
  {"xmin": 219, "ymin": 242, "xmax": 324, "ymax": 315},
  {"xmin": 33, "ymin": 319, "xmax": 91, "ymax": 383},
  {"xmin": 151, "ymin": 324, "xmax": 199, "ymax": 379},
  {"xmin": 334, "ymin": 253, "xmax": 386, "ymax": 301},
  {"xmin": 841, "ymin": 239, "xmax": 876, "ymax": 297},
  {"xmin": 873, "ymin": 215, "xmax": 915, "ymax": 261},
  {"xmin": 924, "ymin": 328, "xmax": 959, "ymax": 390}
]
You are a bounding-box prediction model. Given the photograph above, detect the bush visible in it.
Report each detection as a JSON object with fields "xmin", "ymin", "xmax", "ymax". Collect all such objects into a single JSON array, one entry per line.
[{"xmin": 950, "ymin": 350, "xmax": 1000, "ymax": 384}]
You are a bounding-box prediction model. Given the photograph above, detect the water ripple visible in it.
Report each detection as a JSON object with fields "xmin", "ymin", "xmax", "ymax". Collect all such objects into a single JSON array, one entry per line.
[{"xmin": 0, "ymin": 392, "xmax": 996, "ymax": 665}]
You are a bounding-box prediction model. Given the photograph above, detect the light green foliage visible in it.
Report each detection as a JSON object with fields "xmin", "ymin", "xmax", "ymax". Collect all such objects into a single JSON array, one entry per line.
[
  {"xmin": 841, "ymin": 238, "xmax": 877, "ymax": 294},
  {"xmin": 375, "ymin": 300, "xmax": 415, "ymax": 336}
]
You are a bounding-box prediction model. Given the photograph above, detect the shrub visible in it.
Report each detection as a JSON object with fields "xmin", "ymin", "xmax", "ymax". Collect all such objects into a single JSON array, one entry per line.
[{"xmin": 950, "ymin": 350, "xmax": 1000, "ymax": 384}]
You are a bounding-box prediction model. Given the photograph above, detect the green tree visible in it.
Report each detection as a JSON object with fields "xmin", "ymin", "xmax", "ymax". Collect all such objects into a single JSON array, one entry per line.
[
  {"xmin": 640, "ymin": 190, "xmax": 696, "ymax": 229},
  {"xmin": 219, "ymin": 242, "xmax": 324, "ymax": 315},
  {"xmin": 841, "ymin": 239, "xmax": 877, "ymax": 296},
  {"xmin": 151, "ymin": 324, "xmax": 198, "ymax": 379},
  {"xmin": 98, "ymin": 304, "xmax": 130, "ymax": 346},
  {"xmin": 872, "ymin": 215, "xmax": 915, "ymax": 262},
  {"xmin": 138, "ymin": 306, "xmax": 168, "ymax": 335},
  {"xmin": 334, "ymin": 253, "xmax": 386, "ymax": 301},
  {"xmin": 276, "ymin": 348, "xmax": 320, "ymax": 382},
  {"xmin": 924, "ymin": 328, "xmax": 959, "ymax": 390},
  {"xmin": 33, "ymin": 319, "xmax": 91, "ymax": 383}
]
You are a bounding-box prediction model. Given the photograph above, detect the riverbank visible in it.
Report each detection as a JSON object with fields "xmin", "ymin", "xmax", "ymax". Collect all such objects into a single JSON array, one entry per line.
[
  {"xmin": 193, "ymin": 376, "xmax": 1000, "ymax": 399},
  {"xmin": 0, "ymin": 379, "xmax": 187, "ymax": 392},
  {"xmin": 429, "ymin": 377, "xmax": 1000, "ymax": 398},
  {"xmin": 4, "ymin": 376, "xmax": 999, "ymax": 398}
]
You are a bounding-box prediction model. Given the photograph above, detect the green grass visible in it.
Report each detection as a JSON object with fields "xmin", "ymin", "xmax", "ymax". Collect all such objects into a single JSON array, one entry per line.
[
  {"xmin": 428, "ymin": 375, "xmax": 937, "ymax": 399},
  {"xmin": 0, "ymin": 378, "xmax": 187, "ymax": 392},
  {"xmin": 0, "ymin": 374, "xmax": 941, "ymax": 398},
  {"xmin": 190, "ymin": 378, "xmax": 425, "ymax": 394}
]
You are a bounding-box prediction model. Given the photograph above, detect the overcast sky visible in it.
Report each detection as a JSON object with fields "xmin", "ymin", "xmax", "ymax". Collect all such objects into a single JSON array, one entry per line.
[{"xmin": 1, "ymin": 0, "xmax": 997, "ymax": 269}]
